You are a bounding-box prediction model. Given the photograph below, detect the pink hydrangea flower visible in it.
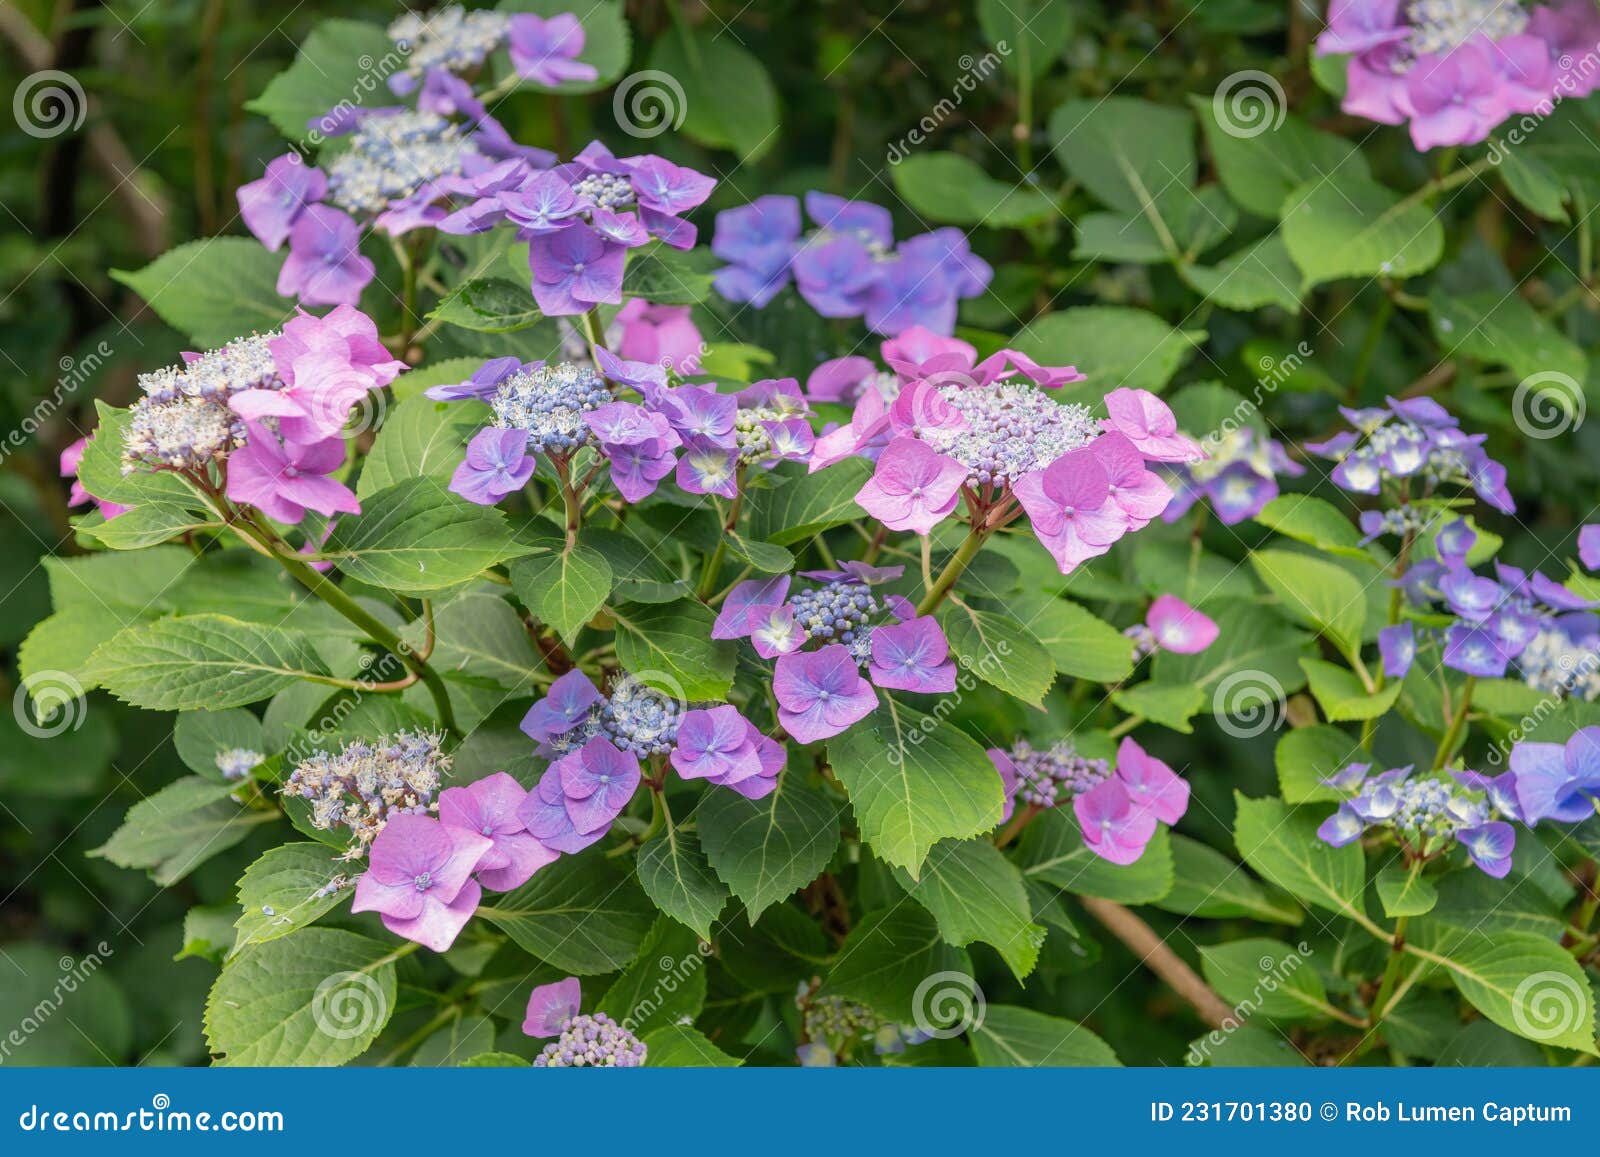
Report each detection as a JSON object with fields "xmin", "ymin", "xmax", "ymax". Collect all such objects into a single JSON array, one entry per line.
[
  {"xmin": 1101, "ymin": 388, "xmax": 1204, "ymax": 463},
  {"xmin": 351, "ymin": 814, "xmax": 492, "ymax": 952},
  {"xmin": 1145, "ymin": 595, "xmax": 1218, "ymax": 655},
  {"xmin": 225, "ymin": 424, "xmax": 360, "ymax": 525},
  {"xmin": 523, "ymin": 976, "xmax": 583, "ymax": 1037},
  {"xmin": 438, "ymin": 772, "xmax": 558, "ymax": 893},
  {"xmin": 1012, "ymin": 448, "xmax": 1128, "ymax": 572},
  {"xmin": 616, "ymin": 299, "xmax": 703, "ymax": 372},
  {"xmin": 1074, "ymin": 779, "xmax": 1158, "ymax": 866},
  {"xmin": 854, "ymin": 437, "xmax": 967, "ymax": 534},
  {"xmin": 1114, "ymin": 737, "xmax": 1189, "ymax": 825}
]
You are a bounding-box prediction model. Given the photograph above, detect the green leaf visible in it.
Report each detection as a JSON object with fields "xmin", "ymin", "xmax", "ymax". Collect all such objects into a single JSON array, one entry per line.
[
  {"xmin": 478, "ymin": 855, "xmax": 656, "ymax": 974},
  {"xmin": 247, "ymin": 19, "xmax": 400, "ymax": 139},
  {"xmin": 1300, "ymin": 657, "xmax": 1402, "ymax": 722},
  {"xmin": 610, "ymin": 601, "xmax": 737, "ymax": 701},
  {"xmin": 1233, "ymin": 793, "xmax": 1369, "ymax": 926},
  {"xmin": 977, "ymin": 0, "xmax": 1072, "ymax": 79},
  {"xmin": 822, "ymin": 906, "xmax": 972, "ymax": 1024},
  {"xmin": 204, "ymin": 929, "xmax": 398, "ymax": 1065},
  {"xmin": 358, "ymin": 395, "xmax": 483, "ymax": 499},
  {"xmin": 178, "ymin": 905, "xmax": 241, "ymax": 964},
  {"xmin": 596, "ymin": 917, "xmax": 707, "ymax": 1034},
  {"xmin": 1422, "ymin": 933, "xmax": 1597, "ymax": 1054},
  {"xmin": 970, "ymin": 1005, "xmax": 1121, "ymax": 1066},
  {"xmin": 233, "ymin": 843, "xmax": 351, "ymax": 952},
  {"xmin": 1199, "ymin": 938, "xmax": 1329, "ymax": 1022},
  {"xmin": 175, "ymin": 708, "xmax": 267, "ymax": 781},
  {"xmin": 642, "ymin": 1024, "xmax": 742, "ymax": 1066},
  {"xmin": 1254, "ymin": 493, "xmax": 1372, "ymax": 561},
  {"xmin": 942, "ymin": 604, "xmax": 1054, "ymax": 707},
  {"xmin": 1017, "ymin": 809, "xmax": 1175, "ymax": 904},
  {"xmin": 78, "ymin": 503, "xmax": 218, "ymax": 550},
  {"xmin": 648, "ymin": 25, "xmax": 779, "ymax": 161},
  {"xmin": 86, "ymin": 615, "xmax": 332, "ymax": 710},
  {"xmin": 1155, "ymin": 598, "xmax": 1311, "ymax": 704},
  {"xmin": 1012, "ymin": 594, "xmax": 1135, "ymax": 683},
  {"xmin": 746, "ymin": 458, "xmax": 871, "ymax": 544},
  {"xmin": 697, "ymin": 777, "xmax": 841, "ymax": 922},
  {"xmin": 1275, "ymin": 724, "xmax": 1359, "ymax": 803},
  {"xmin": 1377, "ymin": 865, "xmax": 1438, "ymax": 918},
  {"xmin": 1179, "ymin": 234, "xmax": 1303, "ymax": 312},
  {"xmin": 1154, "ymin": 834, "xmax": 1303, "ymax": 924},
  {"xmin": 1049, "ymin": 97, "xmax": 1196, "ymax": 216},
  {"xmin": 826, "ymin": 696, "xmax": 1005, "ymax": 876},
  {"xmin": 637, "ymin": 821, "xmax": 728, "ymax": 938},
  {"xmin": 90, "ymin": 777, "xmax": 274, "ymax": 886},
  {"xmin": 1428, "ymin": 287, "xmax": 1588, "ymax": 388},
  {"xmin": 723, "ymin": 529, "xmax": 794, "ymax": 574},
  {"xmin": 1282, "ymin": 174, "xmax": 1445, "ymax": 289},
  {"xmin": 325, "ymin": 478, "xmax": 529, "ymax": 593},
  {"xmin": 1014, "ymin": 306, "xmax": 1203, "ymax": 396},
  {"xmin": 511, "ymin": 544, "xmax": 612, "ymax": 645},
  {"xmin": 621, "ymin": 243, "xmax": 716, "ymax": 305},
  {"xmin": 111, "ymin": 239, "xmax": 293, "ymax": 346},
  {"xmin": 1110, "ymin": 681, "xmax": 1206, "ymax": 733},
  {"xmin": 410, "ymin": 1015, "xmax": 496, "ymax": 1066},
  {"xmin": 1192, "ymin": 97, "xmax": 1366, "ymax": 218},
  {"xmin": 895, "ymin": 838, "xmax": 1046, "ymax": 981},
  {"xmin": 404, "ymin": 591, "xmax": 545, "ymax": 693},
  {"xmin": 428, "ymin": 277, "xmax": 542, "ymax": 333},
  {"xmin": 889, "ymin": 153, "xmax": 1055, "ymax": 227},
  {"xmin": 1250, "ymin": 548, "xmax": 1366, "ymax": 655}
]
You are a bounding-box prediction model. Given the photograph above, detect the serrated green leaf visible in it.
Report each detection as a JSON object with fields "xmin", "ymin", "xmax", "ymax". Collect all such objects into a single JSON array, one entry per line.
[
  {"xmin": 1233, "ymin": 793, "xmax": 1370, "ymax": 928},
  {"xmin": 358, "ymin": 394, "xmax": 484, "ymax": 499},
  {"xmin": 87, "ymin": 615, "xmax": 332, "ymax": 710},
  {"xmin": 697, "ymin": 776, "xmax": 841, "ymax": 922},
  {"xmin": 596, "ymin": 917, "xmax": 707, "ymax": 1034},
  {"xmin": 1282, "ymin": 174, "xmax": 1444, "ymax": 289},
  {"xmin": 477, "ymin": 855, "xmax": 656, "ymax": 974},
  {"xmin": 325, "ymin": 478, "xmax": 529, "ymax": 593},
  {"xmin": 610, "ymin": 600, "xmax": 736, "ymax": 700},
  {"xmin": 826, "ymin": 696, "xmax": 1004, "ymax": 876},
  {"xmin": 637, "ymin": 820, "xmax": 728, "ymax": 938},
  {"xmin": 1250, "ymin": 548, "xmax": 1366, "ymax": 655},
  {"xmin": 111, "ymin": 239, "xmax": 293, "ymax": 346},
  {"xmin": 204, "ymin": 929, "xmax": 398, "ymax": 1065},
  {"xmin": 970, "ymin": 1005, "xmax": 1120, "ymax": 1066},
  {"xmin": 896, "ymin": 838, "xmax": 1045, "ymax": 981},
  {"xmin": 428, "ymin": 277, "xmax": 542, "ymax": 333},
  {"xmin": 233, "ymin": 843, "xmax": 351, "ymax": 953},
  {"xmin": 90, "ymin": 777, "xmax": 275, "ymax": 886},
  {"xmin": 822, "ymin": 906, "xmax": 972, "ymax": 1024},
  {"xmin": 942, "ymin": 603, "xmax": 1054, "ymax": 708},
  {"xmin": 1377, "ymin": 865, "xmax": 1438, "ymax": 918},
  {"xmin": 1301, "ymin": 657, "xmax": 1402, "ymax": 721},
  {"xmin": 511, "ymin": 544, "xmax": 612, "ymax": 644}
]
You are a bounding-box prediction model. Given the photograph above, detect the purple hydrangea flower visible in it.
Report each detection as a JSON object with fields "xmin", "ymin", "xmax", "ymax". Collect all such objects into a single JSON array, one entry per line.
[
  {"xmin": 276, "ymin": 205, "xmax": 375, "ymax": 307},
  {"xmin": 1378, "ymin": 623, "xmax": 1416, "ymax": 678},
  {"xmin": 1074, "ymin": 779, "xmax": 1158, "ymax": 865},
  {"xmin": 1511, "ymin": 728, "xmax": 1600, "ymax": 824},
  {"xmin": 854, "ymin": 437, "xmax": 967, "ymax": 534},
  {"xmin": 521, "ymin": 669, "xmax": 606, "ymax": 748},
  {"xmin": 351, "ymin": 814, "xmax": 492, "ymax": 952},
  {"xmin": 449, "ymin": 427, "xmax": 536, "ymax": 505},
  {"xmin": 226, "ymin": 425, "xmax": 360, "ymax": 525},
  {"xmin": 670, "ymin": 705, "xmax": 763, "ymax": 784},
  {"xmin": 438, "ymin": 772, "xmax": 557, "ymax": 892},
  {"xmin": 237, "ymin": 155, "xmax": 326, "ymax": 251},
  {"xmin": 773, "ymin": 645, "xmax": 880, "ymax": 744},
  {"xmin": 508, "ymin": 14, "xmax": 599, "ymax": 87},
  {"xmin": 523, "ymin": 976, "xmax": 583, "ymax": 1038},
  {"xmin": 557, "ymin": 736, "xmax": 643, "ymax": 834},
  {"xmin": 1114, "ymin": 737, "xmax": 1189, "ymax": 825},
  {"xmin": 519, "ymin": 764, "xmax": 608, "ymax": 854},
  {"xmin": 867, "ymin": 616, "xmax": 957, "ymax": 694},
  {"xmin": 529, "ymin": 222, "xmax": 626, "ymax": 314}
]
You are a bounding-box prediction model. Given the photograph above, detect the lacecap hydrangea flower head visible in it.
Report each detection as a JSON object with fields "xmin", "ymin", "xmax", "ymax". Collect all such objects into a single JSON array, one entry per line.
[
  {"xmin": 1316, "ymin": 763, "xmax": 1516, "ymax": 877},
  {"xmin": 522, "ymin": 976, "xmax": 647, "ymax": 1066},
  {"xmin": 1315, "ymin": 0, "xmax": 1600, "ymax": 151},
  {"xmin": 809, "ymin": 329, "xmax": 1204, "ymax": 575},
  {"xmin": 119, "ymin": 306, "xmax": 403, "ymax": 525}
]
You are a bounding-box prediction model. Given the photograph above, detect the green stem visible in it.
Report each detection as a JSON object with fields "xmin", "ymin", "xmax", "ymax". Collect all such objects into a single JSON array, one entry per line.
[
  {"xmin": 915, "ymin": 527, "xmax": 988, "ymax": 616},
  {"xmin": 232, "ymin": 519, "xmax": 460, "ymax": 738},
  {"xmin": 1347, "ymin": 292, "xmax": 1393, "ymax": 401},
  {"xmin": 580, "ymin": 305, "xmax": 609, "ymax": 365},
  {"xmin": 1431, "ymin": 674, "xmax": 1477, "ymax": 771},
  {"xmin": 554, "ymin": 456, "xmax": 583, "ymax": 549},
  {"xmin": 697, "ymin": 489, "xmax": 743, "ymax": 600},
  {"xmin": 1105, "ymin": 715, "xmax": 1142, "ymax": 740}
]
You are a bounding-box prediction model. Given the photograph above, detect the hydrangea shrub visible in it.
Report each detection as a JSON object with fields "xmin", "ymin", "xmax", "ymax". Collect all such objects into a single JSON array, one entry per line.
[{"xmin": 24, "ymin": 1, "xmax": 1600, "ymax": 1068}]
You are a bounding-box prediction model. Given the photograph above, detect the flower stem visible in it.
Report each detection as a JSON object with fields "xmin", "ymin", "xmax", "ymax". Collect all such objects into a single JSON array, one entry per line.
[
  {"xmin": 1430, "ymin": 674, "xmax": 1476, "ymax": 770},
  {"xmin": 580, "ymin": 305, "xmax": 609, "ymax": 364},
  {"xmin": 915, "ymin": 527, "xmax": 988, "ymax": 617}
]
